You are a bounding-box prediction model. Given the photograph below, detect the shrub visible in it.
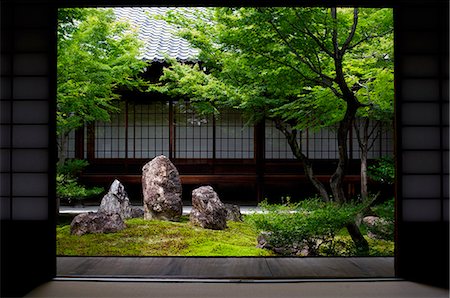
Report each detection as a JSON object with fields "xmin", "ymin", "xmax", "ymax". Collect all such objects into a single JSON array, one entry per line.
[
  {"xmin": 56, "ymin": 159, "xmax": 103, "ymax": 204},
  {"xmin": 246, "ymin": 198, "xmax": 364, "ymax": 256},
  {"xmin": 57, "ymin": 174, "xmax": 104, "ymax": 204},
  {"xmin": 368, "ymin": 156, "xmax": 395, "ymax": 185},
  {"xmin": 57, "ymin": 159, "xmax": 89, "ymax": 177},
  {"xmin": 365, "ymin": 198, "xmax": 395, "ymax": 241}
]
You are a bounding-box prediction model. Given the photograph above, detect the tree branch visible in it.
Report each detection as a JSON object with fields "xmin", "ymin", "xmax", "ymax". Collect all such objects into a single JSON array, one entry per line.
[
  {"xmin": 264, "ymin": 14, "xmax": 322, "ymax": 77},
  {"xmin": 368, "ymin": 121, "xmax": 381, "ymax": 151},
  {"xmin": 354, "ymin": 119, "xmax": 364, "ymax": 150},
  {"xmin": 346, "ymin": 28, "xmax": 394, "ymax": 51},
  {"xmin": 292, "ymin": 10, "xmax": 334, "ymax": 58},
  {"xmin": 249, "ymin": 47, "xmax": 341, "ymax": 98},
  {"xmin": 331, "ymin": 8, "xmax": 339, "ymax": 58},
  {"xmin": 340, "ymin": 8, "xmax": 359, "ymax": 55}
]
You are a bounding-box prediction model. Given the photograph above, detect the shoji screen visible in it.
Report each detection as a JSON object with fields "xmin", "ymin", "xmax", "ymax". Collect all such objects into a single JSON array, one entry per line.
[
  {"xmin": 0, "ymin": 2, "xmax": 56, "ymax": 297},
  {"xmin": 396, "ymin": 3, "xmax": 449, "ymax": 287}
]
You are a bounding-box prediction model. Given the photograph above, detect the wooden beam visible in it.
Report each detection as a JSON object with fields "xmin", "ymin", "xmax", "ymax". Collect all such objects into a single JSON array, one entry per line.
[{"xmin": 80, "ymin": 173, "xmax": 361, "ymax": 185}]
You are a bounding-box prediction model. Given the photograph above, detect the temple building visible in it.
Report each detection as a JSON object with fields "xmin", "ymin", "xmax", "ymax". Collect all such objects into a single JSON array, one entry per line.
[{"xmin": 61, "ymin": 7, "xmax": 394, "ymax": 203}]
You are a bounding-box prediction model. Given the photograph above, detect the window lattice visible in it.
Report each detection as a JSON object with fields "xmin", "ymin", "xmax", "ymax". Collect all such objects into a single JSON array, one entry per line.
[
  {"xmin": 88, "ymin": 101, "xmax": 393, "ymax": 160},
  {"xmin": 129, "ymin": 101, "xmax": 170, "ymax": 158},
  {"xmin": 264, "ymin": 120, "xmax": 303, "ymax": 159},
  {"xmin": 174, "ymin": 102, "xmax": 213, "ymax": 158},
  {"xmin": 351, "ymin": 121, "xmax": 394, "ymax": 159},
  {"xmin": 216, "ymin": 109, "xmax": 254, "ymax": 159},
  {"xmin": 95, "ymin": 105, "xmax": 127, "ymax": 158},
  {"xmin": 307, "ymin": 127, "xmax": 339, "ymax": 159}
]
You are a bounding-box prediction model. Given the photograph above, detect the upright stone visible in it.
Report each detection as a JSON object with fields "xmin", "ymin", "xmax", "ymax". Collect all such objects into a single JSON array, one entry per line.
[
  {"xmin": 190, "ymin": 186, "xmax": 227, "ymax": 230},
  {"xmin": 98, "ymin": 179, "xmax": 133, "ymax": 219},
  {"xmin": 142, "ymin": 155, "xmax": 183, "ymax": 221}
]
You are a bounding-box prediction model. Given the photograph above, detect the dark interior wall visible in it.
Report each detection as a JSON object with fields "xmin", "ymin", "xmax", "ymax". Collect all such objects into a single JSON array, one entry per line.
[
  {"xmin": 0, "ymin": 1, "xmax": 448, "ymax": 297},
  {"xmin": 395, "ymin": 3, "xmax": 449, "ymax": 287},
  {"xmin": 0, "ymin": 2, "xmax": 57, "ymax": 297}
]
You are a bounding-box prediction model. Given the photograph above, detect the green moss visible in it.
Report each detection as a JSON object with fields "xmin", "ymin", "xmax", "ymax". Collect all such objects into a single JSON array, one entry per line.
[
  {"xmin": 367, "ymin": 237, "xmax": 395, "ymax": 256},
  {"xmin": 57, "ymin": 216, "xmax": 272, "ymax": 256},
  {"xmin": 57, "ymin": 214, "xmax": 393, "ymax": 257}
]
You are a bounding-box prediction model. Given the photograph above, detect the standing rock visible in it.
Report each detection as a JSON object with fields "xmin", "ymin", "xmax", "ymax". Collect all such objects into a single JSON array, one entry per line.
[
  {"xmin": 70, "ymin": 212, "xmax": 125, "ymax": 236},
  {"xmin": 142, "ymin": 155, "xmax": 183, "ymax": 221},
  {"xmin": 190, "ymin": 186, "xmax": 227, "ymax": 230},
  {"xmin": 224, "ymin": 203, "xmax": 243, "ymax": 222},
  {"xmin": 98, "ymin": 179, "xmax": 132, "ymax": 219}
]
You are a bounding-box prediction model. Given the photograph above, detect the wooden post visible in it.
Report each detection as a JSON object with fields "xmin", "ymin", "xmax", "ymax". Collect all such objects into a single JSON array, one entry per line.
[
  {"xmin": 74, "ymin": 127, "xmax": 84, "ymax": 159},
  {"xmin": 254, "ymin": 120, "xmax": 265, "ymax": 204},
  {"xmin": 169, "ymin": 99, "xmax": 174, "ymax": 159},
  {"xmin": 86, "ymin": 123, "xmax": 95, "ymax": 161},
  {"xmin": 124, "ymin": 99, "xmax": 129, "ymax": 172}
]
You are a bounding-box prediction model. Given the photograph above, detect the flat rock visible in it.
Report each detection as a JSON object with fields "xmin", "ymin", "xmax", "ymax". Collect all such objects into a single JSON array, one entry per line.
[{"xmin": 70, "ymin": 212, "xmax": 125, "ymax": 236}]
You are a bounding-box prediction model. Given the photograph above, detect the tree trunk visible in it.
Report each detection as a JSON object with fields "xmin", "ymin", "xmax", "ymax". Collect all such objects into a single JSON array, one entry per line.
[
  {"xmin": 303, "ymin": 159, "xmax": 330, "ymax": 202},
  {"xmin": 356, "ymin": 118, "xmax": 382, "ymax": 203},
  {"xmin": 330, "ymin": 105, "xmax": 354, "ymax": 204},
  {"xmin": 346, "ymin": 221, "xmax": 369, "ymax": 254},
  {"xmin": 359, "ymin": 118, "xmax": 370, "ymax": 202},
  {"xmin": 331, "ymin": 107, "xmax": 370, "ymax": 251},
  {"xmin": 329, "ymin": 39, "xmax": 369, "ymax": 249},
  {"xmin": 57, "ymin": 132, "xmax": 69, "ymax": 168},
  {"xmin": 274, "ymin": 120, "xmax": 330, "ymax": 202},
  {"xmin": 360, "ymin": 150, "xmax": 368, "ymax": 200}
]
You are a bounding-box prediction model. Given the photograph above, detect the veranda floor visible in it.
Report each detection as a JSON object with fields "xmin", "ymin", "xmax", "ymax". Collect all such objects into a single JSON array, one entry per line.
[{"xmin": 57, "ymin": 256, "xmax": 395, "ymax": 280}]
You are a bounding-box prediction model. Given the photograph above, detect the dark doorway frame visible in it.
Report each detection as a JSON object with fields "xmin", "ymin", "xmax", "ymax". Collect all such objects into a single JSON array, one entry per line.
[{"xmin": 0, "ymin": 0, "xmax": 448, "ymax": 296}]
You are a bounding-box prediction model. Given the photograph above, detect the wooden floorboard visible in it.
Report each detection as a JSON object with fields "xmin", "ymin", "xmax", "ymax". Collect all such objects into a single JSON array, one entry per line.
[{"xmin": 57, "ymin": 257, "xmax": 395, "ymax": 279}]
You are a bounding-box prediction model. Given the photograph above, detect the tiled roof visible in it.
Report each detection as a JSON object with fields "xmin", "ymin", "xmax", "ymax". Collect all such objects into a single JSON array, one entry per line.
[{"xmin": 114, "ymin": 7, "xmax": 200, "ymax": 62}]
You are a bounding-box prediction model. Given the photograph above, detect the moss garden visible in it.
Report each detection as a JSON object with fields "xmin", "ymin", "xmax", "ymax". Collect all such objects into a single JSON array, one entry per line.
[{"xmin": 57, "ymin": 199, "xmax": 394, "ymax": 257}]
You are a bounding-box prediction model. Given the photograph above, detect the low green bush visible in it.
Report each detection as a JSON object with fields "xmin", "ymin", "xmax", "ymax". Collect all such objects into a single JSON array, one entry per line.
[
  {"xmin": 372, "ymin": 197, "xmax": 395, "ymax": 219},
  {"xmin": 365, "ymin": 198, "xmax": 395, "ymax": 241},
  {"xmin": 246, "ymin": 198, "xmax": 364, "ymax": 256},
  {"xmin": 56, "ymin": 159, "xmax": 104, "ymax": 204},
  {"xmin": 57, "ymin": 159, "xmax": 89, "ymax": 177},
  {"xmin": 368, "ymin": 157, "xmax": 395, "ymax": 185},
  {"xmin": 57, "ymin": 174, "xmax": 104, "ymax": 204}
]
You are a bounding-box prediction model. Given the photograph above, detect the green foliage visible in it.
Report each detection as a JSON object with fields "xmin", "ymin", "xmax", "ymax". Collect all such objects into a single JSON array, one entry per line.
[
  {"xmin": 57, "ymin": 159, "xmax": 89, "ymax": 177},
  {"xmin": 325, "ymin": 234, "xmax": 394, "ymax": 256},
  {"xmin": 57, "ymin": 216, "xmax": 273, "ymax": 256},
  {"xmin": 246, "ymin": 198, "xmax": 364, "ymax": 256},
  {"xmin": 57, "ymin": 211, "xmax": 393, "ymax": 257},
  {"xmin": 56, "ymin": 159, "xmax": 103, "ymax": 204},
  {"xmin": 153, "ymin": 7, "xmax": 393, "ymax": 130},
  {"xmin": 368, "ymin": 156, "xmax": 395, "ymax": 184},
  {"xmin": 366, "ymin": 198, "xmax": 395, "ymax": 241},
  {"xmin": 372, "ymin": 197, "xmax": 395, "ymax": 219},
  {"xmin": 57, "ymin": 8, "xmax": 147, "ymax": 137},
  {"xmin": 56, "ymin": 174, "xmax": 104, "ymax": 204},
  {"xmin": 152, "ymin": 7, "xmax": 394, "ymax": 207}
]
